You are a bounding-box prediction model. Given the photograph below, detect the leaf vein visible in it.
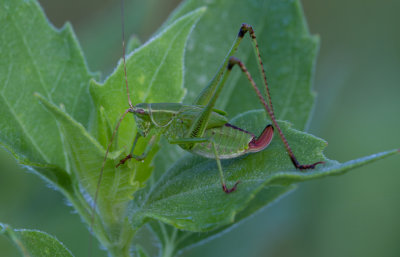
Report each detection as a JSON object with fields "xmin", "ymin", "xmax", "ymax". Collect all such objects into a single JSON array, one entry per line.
[{"xmin": 0, "ymin": 93, "xmax": 51, "ymax": 163}]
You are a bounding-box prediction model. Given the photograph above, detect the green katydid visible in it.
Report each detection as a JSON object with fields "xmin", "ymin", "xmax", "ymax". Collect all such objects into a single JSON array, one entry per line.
[
  {"xmin": 88, "ymin": 2, "xmax": 324, "ymax": 255},
  {"xmin": 93, "ymin": 18, "xmax": 324, "ymax": 197}
]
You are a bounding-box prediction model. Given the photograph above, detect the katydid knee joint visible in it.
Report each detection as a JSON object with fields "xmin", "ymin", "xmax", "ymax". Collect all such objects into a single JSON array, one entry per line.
[
  {"xmin": 227, "ymin": 56, "xmax": 242, "ymax": 70},
  {"xmin": 238, "ymin": 23, "xmax": 254, "ymax": 38}
]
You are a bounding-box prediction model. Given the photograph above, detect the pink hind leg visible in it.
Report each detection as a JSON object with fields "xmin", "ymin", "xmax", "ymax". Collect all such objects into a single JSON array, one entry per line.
[{"xmin": 247, "ymin": 125, "xmax": 274, "ymax": 153}]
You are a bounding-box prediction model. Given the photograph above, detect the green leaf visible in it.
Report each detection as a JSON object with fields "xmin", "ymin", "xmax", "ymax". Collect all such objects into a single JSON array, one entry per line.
[
  {"xmin": 137, "ymin": 110, "xmax": 398, "ymax": 236},
  {"xmin": 0, "ymin": 0, "xmax": 97, "ymax": 172},
  {"xmin": 34, "ymin": 93, "xmax": 128, "ymax": 225},
  {"xmin": 0, "ymin": 223, "xmax": 74, "ymax": 257},
  {"xmin": 147, "ymin": 184, "xmax": 294, "ymax": 255}
]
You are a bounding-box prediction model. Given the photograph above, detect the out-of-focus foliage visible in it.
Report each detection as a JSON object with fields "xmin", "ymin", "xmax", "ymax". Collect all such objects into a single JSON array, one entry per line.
[
  {"xmin": 0, "ymin": 223, "xmax": 73, "ymax": 257},
  {"xmin": 0, "ymin": 0, "xmax": 399, "ymax": 257}
]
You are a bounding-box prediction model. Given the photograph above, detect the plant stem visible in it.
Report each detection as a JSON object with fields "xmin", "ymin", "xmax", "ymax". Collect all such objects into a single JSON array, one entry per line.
[
  {"xmin": 162, "ymin": 243, "xmax": 175, "ymax": 257},
  {"xmin": 160, "ymin": 224, "xmax": 177, "ymax": 257},
  {"xmin": 107, "ymin": 225, "xmax": 136, "ymax": 257}
]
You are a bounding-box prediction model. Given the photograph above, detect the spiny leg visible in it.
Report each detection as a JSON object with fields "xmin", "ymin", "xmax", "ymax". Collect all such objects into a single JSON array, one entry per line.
[
  {"xmin": 194, "ymin": 24, "xmax": 257, "ymax": 106},
  {"xmin": 240, "ymin": 24, "xmax": 274, "ymax": 113},
  {"xmin": 187, "ymin": 24, "xmax": 274, "ymax": 148},
  {"xmin": 228, "ymin": 56, "xmax": 324, "ymax": 170},
  {"xmin": 211, "ymin": 142, "xmax": 240, "ymax": 194}
]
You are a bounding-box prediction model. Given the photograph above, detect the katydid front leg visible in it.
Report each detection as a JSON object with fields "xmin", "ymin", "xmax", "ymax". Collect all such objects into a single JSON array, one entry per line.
[{"xmin": 116, "ymin": 132, "xmax": 157, "ymax": 167}]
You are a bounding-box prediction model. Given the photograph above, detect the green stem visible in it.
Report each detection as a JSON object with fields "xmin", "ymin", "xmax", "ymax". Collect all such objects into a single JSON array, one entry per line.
[
  {"xmin": 107, "ymin": 224, "xmax": 136, "ymax": 257},
  {"xmin": 160, "ymin": 224, "xmax": 177, "ymax": 257}
]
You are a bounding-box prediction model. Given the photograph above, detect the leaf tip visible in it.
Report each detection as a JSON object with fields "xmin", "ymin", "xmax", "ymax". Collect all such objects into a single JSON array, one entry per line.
[
  {"xmin": 197, "ymin": 6, "xmax": 207, "ymax": 13},
  {"xmin": 0, "ymin": 223, "xmax": 6, "ymax": 234},
  {"xmin": 186, "ymin": 6, "xmax": 207, "ymax": 20}
]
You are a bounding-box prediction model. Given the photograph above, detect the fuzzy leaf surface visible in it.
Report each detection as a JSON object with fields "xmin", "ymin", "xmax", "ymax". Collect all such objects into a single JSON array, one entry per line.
[
  {"xmin": 138, "ymin": 110, "xmax": 398, "ymax": 248},
  {"xmin": 0, "ymin": 0, "xmax": 97, "ymax": 173},
  {"xmin": 0, "ymin": 223, "xmax": 74, "ymax": 257}
]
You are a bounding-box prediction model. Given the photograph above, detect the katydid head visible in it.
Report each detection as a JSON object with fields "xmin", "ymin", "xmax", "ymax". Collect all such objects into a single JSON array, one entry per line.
[
  {"xmin": 131, "ymin": 103, "xmax": 178, "ymax": 134},
  {"xmin": 131, "ymin": 103, "xmax": 152, "ymax": 137}
]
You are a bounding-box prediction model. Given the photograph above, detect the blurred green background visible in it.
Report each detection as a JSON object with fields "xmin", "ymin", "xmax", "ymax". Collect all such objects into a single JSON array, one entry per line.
[{"xmin": 1, "ymin": 0, "xmax": 399, "ymax": 256}]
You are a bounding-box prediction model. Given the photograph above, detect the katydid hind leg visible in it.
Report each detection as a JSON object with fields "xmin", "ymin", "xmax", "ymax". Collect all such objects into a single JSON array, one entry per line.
[
  {"xmin": 227, "ymin": 53, "xmax": 324, "ymax": 169},
  {"xmin": 184, "ymin": 24, "xmax": 262, "ymax": 144},
  {"xmin": 247, "ymin": 124, "xmax": 274, "ymax": 153},
  {"xmin": 194, "ymin": 24, "xmax": 256, "ymax": 106},
  {"xmin": 239, "ymin": 24, "xmax": 324, "ymax": 168},
  {"xmin": 185, "ymin": 24, "xmax": 271, "ymax": 150}
]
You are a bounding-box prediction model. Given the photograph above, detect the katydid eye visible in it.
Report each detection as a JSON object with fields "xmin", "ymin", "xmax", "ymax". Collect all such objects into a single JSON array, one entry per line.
[{"xmin": 136, "ymin": 108, "xmax": 145, "ymax": 114}]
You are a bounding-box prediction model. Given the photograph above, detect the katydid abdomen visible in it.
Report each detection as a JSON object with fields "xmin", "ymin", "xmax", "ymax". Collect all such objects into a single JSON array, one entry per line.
[
  {"xmin": 189, "ymin": 123, "xmax": 274, "ymax": 159},
  {"xmin": 134, "ymin": 103, "xmax": 274, "ymax": 159}
]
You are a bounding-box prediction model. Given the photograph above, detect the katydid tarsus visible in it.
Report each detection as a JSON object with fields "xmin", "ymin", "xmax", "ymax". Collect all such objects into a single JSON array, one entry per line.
[{"xmin": 89, "ymin": 0, "xmax": 324, "ymax": 253}]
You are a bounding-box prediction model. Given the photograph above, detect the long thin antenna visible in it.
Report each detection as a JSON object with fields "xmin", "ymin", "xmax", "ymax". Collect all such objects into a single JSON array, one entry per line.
[
  {"xmin": 121, "ymin": 0, "xmax": 134, "ymax": 109},
  {"xmin": 89, "ymin": 1, "xmax": 133, "ymax": 256},
  {"xmin": 88, "ymin": 109, "xmax": 131, "ymax": 257}
]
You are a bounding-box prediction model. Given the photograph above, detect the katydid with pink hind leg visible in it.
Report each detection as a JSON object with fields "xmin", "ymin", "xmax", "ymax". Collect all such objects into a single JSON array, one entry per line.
[
  {"xmin": 91, "ymin": 0, "xmax": 324, "ymax": 210},
  {"xmin": 89, "ymin": 1, "xmax": 325, "ymax": 253},
  {"xmin": 113, "ymin": 22, "xmax": 325, "ymax": 186}
]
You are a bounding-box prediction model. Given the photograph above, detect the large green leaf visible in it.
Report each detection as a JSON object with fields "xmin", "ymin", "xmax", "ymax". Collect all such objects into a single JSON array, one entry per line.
[
  {"xmin": 147, "ymin": 183, "xmax": 294, "ymax": 256},
  {"xmin": 0, "ymin": 223, "xmax": 74, "ymax": 257},
  {"xmin": 0, "ymin": 0, "xmax": 97, "ymax": 195},
  {"xmin": 137, "ymin": 110, "xmax": 398, "ymax": 232},
  {"xmin": 0, "ymin": 0, "xmax": 97, "ymax": 169},
  {"xmin": 35, "ymin": 94, "xmax": 130, "ymax": 226}
]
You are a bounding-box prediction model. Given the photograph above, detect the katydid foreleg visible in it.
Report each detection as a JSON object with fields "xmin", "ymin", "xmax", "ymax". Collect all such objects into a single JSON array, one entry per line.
[{"xmin": 116, "ymin": 133, "xmax": 157, "ymax": 167}]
